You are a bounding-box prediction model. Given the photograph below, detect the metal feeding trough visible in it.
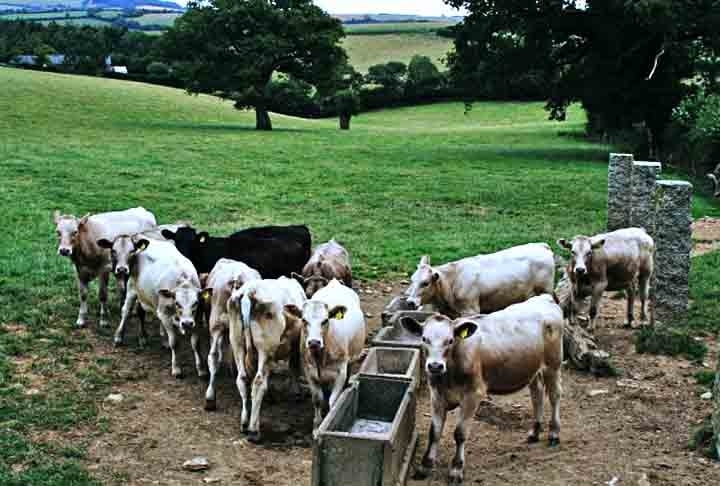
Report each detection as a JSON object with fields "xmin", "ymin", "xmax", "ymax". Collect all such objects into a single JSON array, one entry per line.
[
  {"xmin": 312, "ymin": 377, "xmax": 418, "ymax": 486},
  {"xmin": 358, "ymin": 347, "xmax": 421, "ymax": 386},
  {"xmin": 371, "ymin": 311, "xmax": 433, "ymax": 350}
]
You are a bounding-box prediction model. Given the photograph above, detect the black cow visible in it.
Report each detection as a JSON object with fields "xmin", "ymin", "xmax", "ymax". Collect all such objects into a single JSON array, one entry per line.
[{"xmin": 160, "ymin": 225, "xmax": 312, "ymax": 278}]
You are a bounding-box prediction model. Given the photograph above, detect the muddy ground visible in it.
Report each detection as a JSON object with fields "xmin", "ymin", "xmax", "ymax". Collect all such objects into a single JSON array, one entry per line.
[{"xmin": 70, "ymin": 223, "xmax": 720, "ymax": 485}]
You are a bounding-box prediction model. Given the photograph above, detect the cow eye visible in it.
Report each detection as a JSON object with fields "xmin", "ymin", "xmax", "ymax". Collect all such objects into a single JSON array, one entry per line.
[
  {"xmin": 422, "ymin": 337, "xmax": 429, "ymax": 344},
  {"xmin": 420, "ymin": 281, "xmax": 428, "ymax": 287},
  {"xmin": 447, "ymin": 338, "xmax": 454, "ymax": 346},
  {"xmin": 265, "ymin": 312, "xmax": 274, "ymax": 320}
]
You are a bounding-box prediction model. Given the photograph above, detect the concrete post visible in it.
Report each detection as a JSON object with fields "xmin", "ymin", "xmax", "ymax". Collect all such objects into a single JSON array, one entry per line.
[
  {"xmin": 653, "ymin": 180, "xmax": 693, "ymax": 324},
  {"xmin": 630, "ymin": 161, "xmax": 662, "ymax": 237},
  {"xmin": 607, "ymin": 153, "xmax": 634, "ymax": 231}
]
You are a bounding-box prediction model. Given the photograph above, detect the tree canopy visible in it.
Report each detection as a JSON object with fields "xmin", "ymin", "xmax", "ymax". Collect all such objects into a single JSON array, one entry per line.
[
  {"xmin": 163, "ymin": 0, "xmax": 348, "ymax": 130},
  {"xmin": 446, "ymin": 0, "xmax": 720, "ymax": 154}
]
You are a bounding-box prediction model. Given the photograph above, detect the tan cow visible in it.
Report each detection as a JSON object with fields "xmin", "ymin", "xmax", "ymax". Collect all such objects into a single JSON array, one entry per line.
[
  {"xmin": 53, "ymin": 207, "xmax": 156, "ymax": 327},
  {"xmin": 295, "ymin": 239, "xmax": 352, "ymax": 298},
  {"xmin": 285, "ymin": 279, "xmax": 366, "ymax": 431},
  {"xmin": 404, "ymin": 243, "xmax": 555, "ymax": 318},
  {"xmin": 227, "ymin": 277, "xmax": 305, "ymax": 442},
  {"xmin": 202, "ymin": 258, "xmax": 261, "ymax": 411},
  {"xmin": 557, "ymin": 227, "xmax": 654, "ymax": 329},
  {"xmin": 401, "ymin": 294, "xmax": 563, "ymax": 484}
]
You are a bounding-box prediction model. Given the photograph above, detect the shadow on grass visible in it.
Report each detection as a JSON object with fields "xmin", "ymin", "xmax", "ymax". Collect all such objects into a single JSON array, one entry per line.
[{"xmin": 125, "ymin": 121, "xmax": 318, "ymax": 134}]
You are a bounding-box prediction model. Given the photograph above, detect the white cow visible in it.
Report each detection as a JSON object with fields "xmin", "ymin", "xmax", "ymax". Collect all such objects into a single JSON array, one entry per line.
[
  {"xmin": 116, "ymin": 239, "xmax": 205, "ymax": 378},
  {"xmin": 53, "ymin": 207, "xmax": 156, "ymax": 327},
  {"xmin": 404, "ymin": 243, "xmax": 555, "ymax": 317},
  {"xmin": 285, "ymin": 279, "xmax": 366, "ymax": 431},
  {"xmin": 203, "ymin": 258, "xmax": 261, "ymax": 411},
  {"xmin": 227, "ymin": 276, "xmax": 305, "ymax": 442}
]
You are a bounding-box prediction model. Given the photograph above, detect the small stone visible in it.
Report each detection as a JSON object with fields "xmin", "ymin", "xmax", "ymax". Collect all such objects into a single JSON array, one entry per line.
[
  {"xmin": 637, "ymin": 473, "xmax": 650, "ymax": 486},
  {"xmin": 606, "ymin": 477, "xmax": 619, "ymax": 486},
  {"xmin": 365, "ymin": 312, "xmax": 374, "ymax": 318},
  {"xmin": 400, "ymin": 279, "xmax": 409, "ymax": 285},
  {"xmin": 700, "ymin": 391, "xmax": 712, "ymax": 400},
  {"xmin": 105, "ymin": 393, "xmax": 124, "ymax": 403},
  {"xmin": 183, "ymin": 457, "xmax": 210, "ymax": 471},
  {"xmin": 588, "ymin": 389, "xmax": 609, "ymax": 397},
  {"xmin": 384, "ymin": 286, "xmax": 393, "ymax": 293},
  {"xmin": 24, "ymin": 388, "xmax": 41, "ymax": 396},
  {"xmin": 203, "ymin": 478, "xmax": 221, "ymax": 484}
]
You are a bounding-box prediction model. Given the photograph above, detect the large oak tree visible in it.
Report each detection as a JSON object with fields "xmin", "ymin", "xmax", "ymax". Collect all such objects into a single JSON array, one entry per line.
[{"xmin": 164, "ymin": 0, "xmax": 347, "ymax": 130}]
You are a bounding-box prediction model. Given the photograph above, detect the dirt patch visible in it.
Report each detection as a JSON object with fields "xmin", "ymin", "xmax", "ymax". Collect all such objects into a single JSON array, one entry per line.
[{"xmin": 692, "ymin": 217, "xmax": 720, "ymax": 256}]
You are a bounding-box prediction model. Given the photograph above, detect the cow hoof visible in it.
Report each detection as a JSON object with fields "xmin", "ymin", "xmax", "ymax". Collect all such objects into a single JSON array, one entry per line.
[
  {"xmin": 622, "ymin": 321, "xmax": 633, "ymax": 329},
  {"xmin": 205, "ymin": 398, "xmax": 217, "ymax": 411},
  {"xmin": 413, "ymin": 465, "xmax": 431, "ymax": 480},
  {"xmin": 137, "ymin": 337, "xmax": 147, "ymax": 350},
  {"xmin": 527, "ymin": 434, "xmax": 540, "ymax": 444},
  {"xmin": 76, "ymin": 319, "xmax": 87, "ymax": 328},
  {"xmin": 548, "ymin": 437, "xmax": 560, "ymax": 447},
  {"xmin": 449, "ymin": 470, "xmax": 464, "ymax": 485},
  {"xmin": 241, "ymin": 422, "xmax": 249, "ymax": 433},
  {"xmin": 198, "ymin": 369, "xmax": 209, "ymax": 379},
  {"xmin": 113, "ymin": 336, "xmax": 124, "ymax": 346},
  {"xmin": 246, "ymin": 431, "xmax": 261, "ymax": 444},
  {"xmin": 172, "ymin": 368, "xmax": 184, "ymax": 379}
]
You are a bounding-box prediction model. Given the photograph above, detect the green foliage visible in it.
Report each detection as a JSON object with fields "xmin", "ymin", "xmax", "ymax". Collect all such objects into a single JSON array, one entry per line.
[
  {"xmin": 146, "ymin": 60, "xmax": 170, "ymax": 79},
  {"xmin": 635, "ymin": 326, "xmax": 708, "ymax": 362},
  {"xmin": 689, "ymin": 416, "xmax": 719, "ymax": 460},
  {"xmin": 694, "ymin": 370, "xmax": 716, "ymax": 388},
  {"xmin": 366, "ymin": 61, "xmax": 407, "ymax": 91},
  {"xmin": 406, "ymin": 54, "xmax": 443, "ymax": 96},
  {"xmin": 163, "ymin": 0, "xmax": 347, "ymax": 130}
]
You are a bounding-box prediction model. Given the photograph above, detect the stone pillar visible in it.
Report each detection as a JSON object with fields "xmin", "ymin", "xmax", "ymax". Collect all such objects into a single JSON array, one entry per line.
[
  {"xmin": 713, "ymin": 357, "xmax": 720, "ymax": 460},
  {"xmin": 653, "ymin": 180, "xmax": 693, "ymax": 324},
  {"xmin": 607, "ymin": 153, "xmax": 634, "ymax": 231},
  {"xmin": 630, "ymin": 161, "xmax": 662, "ymax": 237}
]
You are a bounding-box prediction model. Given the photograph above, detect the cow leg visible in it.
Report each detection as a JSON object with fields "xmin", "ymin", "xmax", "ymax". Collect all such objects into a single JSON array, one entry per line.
[
  {"xmin": 229, "ymin": 325, "xmax": 251, "ymax": 431},
  {"xmin": 450, "ymin": 391, "xmax": 482, "ymax": 485},
  {"xmin": 114, "ymin": 284, "xmax": 137, "ymax": 345},
  {"xmin": 624, "ymin": 281, "xmax": 636, "ymax": 328},
  {"xmin": 98, "ymin": 271, "xmax": 110, "ymax": 327},
  {"xmin": 415, "ymin": 389, "xmax": 447, "ymax": 479},
  {"xmin": 527, "ymin": 373, "xmax": 544, "ymax": 443},
  {"xmin": 248, "ymin": 350, "xmax": 269, "ymax": 443},
  {"xmin": 588, "ymin": 283, "xmax": 606, "ymax": 331},
  {"xmin": 191, "ymin": 330, "xmax": 207, "ymax": 378},
  {"xmin": 288, "ymin": 337, "xmax": 302, "ymax": 400},
  {"xmin": 545, "ymin": 367, "xmax": 562, "ymax": 446},
  {"xmin": 328, "ymin": 360, "xmax": 348, "ymax": 409},
  {"xmin": 205, "ymin": 330, "xmax": 223, "ymax": 410},
  {"xmin": 159, "ymin": 324, "xmax": 169, "ymax": 349},
  {"xmin": 639, "ymin": 272, "xmax": 651, "ymax": 324},
  {"xmin": 160, "ymin": 318, "xmax": 182, "ymax": 378},
  {"xmin": 309, "ymin": 378, "xmax": 325, "ymax": 433},
  {"xmin": 76, "ymin": 273, "xmax": 90, "ymax": 327},
  {"xmin": 137, "ymin": 305, "xmax": 148, "ymax": 349}
]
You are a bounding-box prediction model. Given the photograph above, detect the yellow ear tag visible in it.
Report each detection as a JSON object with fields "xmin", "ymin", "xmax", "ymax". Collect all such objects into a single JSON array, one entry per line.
[
  {"xmin": 199, "ymin": 236, "xmax": 206, "ymax": 243},
  {"xmin": 202, "ymin": 290, "xmax": 211, "ymax": 303},
  {"xmin": 459, "ymin": 327, "xmax": 469, "ymax": 339},
  {"xmin": 334, "ymin": 311, "xmax": 344, "ymax": 320}
]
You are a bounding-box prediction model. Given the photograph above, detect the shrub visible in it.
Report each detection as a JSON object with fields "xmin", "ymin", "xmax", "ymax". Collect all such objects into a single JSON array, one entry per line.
[
  {"xmin": 635, "ymin": 326, "xmax": 708, "ymax": 362},
  {"xmin": 146, "ymin": 61, "xmax": 170, "ymax": 79}
]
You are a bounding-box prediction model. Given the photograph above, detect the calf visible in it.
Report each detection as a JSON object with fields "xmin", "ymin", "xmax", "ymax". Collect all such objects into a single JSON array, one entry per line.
[
  {"xmin": 557, "ymin": 227, "xmax": 654, "ymax": 329},
  {"xmin": 285, "ymin": 279, "xmax": 366, "ymax": 431},
  {"xmin": 202, "ymin": 258, "xmax": 261, "ymax": 411},
  {"xmin": 295, "ymin": 239, "xmax": 352, "ymax": 298},
  {"xmin": 53, "ymin": 207, "xmax": 156, "ymax": 327},
  {"xmin": 401, "ymin": 295, "xmax": 563, "ymax": 485},
  {"xmin": 404, "ymin": 243, "xmax": 555, "ymax": 318},
  {"xmin": 227, "ymin": 277, "xmax": 305, "ymax": 442},
  {"xmin": 161, "ymin": 225, "xmax": 311, "ymax": 276},
  {"xmin": 115, "ymin": 239, "xmax": 205, "ymax": 378}
]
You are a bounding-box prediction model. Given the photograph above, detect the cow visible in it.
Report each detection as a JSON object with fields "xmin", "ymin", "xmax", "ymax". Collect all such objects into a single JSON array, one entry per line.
[
  {"xmin": 400, "ymin": 294, "xmax": 564, "ymax": 485},
  {"xmin": 294, "ymin": 239, "xmax": 352, "ymax": 298},
  {"xmin": 115, "ymin": 238, "xmax": 205, "ymax": 378},
  {"xmin": 707, "ymin": 162, "xmax": 720, "ymax": 197},
  {"xmin": 160, "ymin": 225, "xmax": 311, "ymax": 277},
  {"xmin": 284, "ymin": 279, "xmax": 366, "ymax": 431},
  {"xmin": 53, "ymin": 207, "xmax": 156, "ymax": 327},
  {"xmin": 557, "ymin": 227, "xmax": 654, "ymax": 329},
  {"xmin": 202, "ymin": 258, "xmax": 261, "ymax": 411},
  {"xmin": 404, "ymin": 243, "xmax": 555, "ymax": 318},
  {"xmin": 227, "ymin": 277, "xmax": 305, "ymax": 442}
]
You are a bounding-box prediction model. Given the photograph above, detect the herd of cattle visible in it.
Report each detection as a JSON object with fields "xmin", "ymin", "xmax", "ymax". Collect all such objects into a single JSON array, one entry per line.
[{"xmin": 52, "ymin": 206, "xmax": 656, "ymax": 483}]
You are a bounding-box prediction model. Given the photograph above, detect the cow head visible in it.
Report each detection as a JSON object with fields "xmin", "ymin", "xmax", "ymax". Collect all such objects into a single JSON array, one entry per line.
[
  {"xmin": 285, "ymin": 300, "xmax": 346, "ymax": 359},
  {"xmin": 400, "ymin": 313, "xmax": 477, "ymax": 378},
  {"xmin": 161, "ymin": 226, "xmax": 208, "ymax": 260},
  {"xmin": 159, "ymin": 278, "xmax": 202, "ymax": 335},
  {"xmin": 97, "ymin": 235, "xmax": 149, "ymax": 279},
  {"xmin": 404, "ymin": 255, "xmax": 440, "ymax": 309},
  {"xmin": 53, "ymin": 211, "xmax": 89, "ymax": 257},
  {"xmin": 557, "ymin": 236, "xmax": 605, "ymax": 278},
  {"xmin": 293, "ymin": 272, "xmax": 330, "ymax": 299}
]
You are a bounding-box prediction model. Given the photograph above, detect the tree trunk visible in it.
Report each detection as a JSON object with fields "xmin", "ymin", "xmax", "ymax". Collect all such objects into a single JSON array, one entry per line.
[
  {"xmin": 255, "ymin": 106, "xmax": 272, "ymax": 131},
  {"xmin": 339, "ymin": 113, "xmax": 351, "ymax": 130}
]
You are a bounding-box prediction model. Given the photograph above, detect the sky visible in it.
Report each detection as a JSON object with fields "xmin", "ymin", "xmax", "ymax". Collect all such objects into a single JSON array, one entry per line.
[{"xmin": 314, "ymin": 0, "xmax": 465, "ymax": 16}]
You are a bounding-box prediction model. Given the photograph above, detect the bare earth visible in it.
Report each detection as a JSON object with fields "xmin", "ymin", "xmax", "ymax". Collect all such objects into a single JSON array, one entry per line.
[{"xmin": 66, "ymin": 224, "xmax": 720, "ymax": 486}]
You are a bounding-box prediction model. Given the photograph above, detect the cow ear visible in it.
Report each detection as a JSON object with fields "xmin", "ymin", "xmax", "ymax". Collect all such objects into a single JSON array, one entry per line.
[
  {"xmin": 97, "ymin": 238, "xmax": 113, "ymax": 249},
  {"xmin": 419, "ymin": 255, "xmax": 430, "ymax": 266},
  {"xmin": 161, "ymin": 229, "xmax": 176, "ymax": 240},
  {"xmin": 591, "ymin": 238, "xmax": 606, "ymax": 250},
  {"xmin": 134, "ymin": 239, "xmax": 150, "ymax": 253},
  {"xmin": 159, "ymin": 289, "xmax": 175, "ymax": 299},
  {"xmin": 328, "ymin": 305, "xmax": 347, "ymax": 320},
  {"xmin": 284, "ymin": 304, "xmax": 303, "ymax": 320},
  {"xmin": 53, "ymin": 210, "xmax": 61, "ymax": 224},
  {"xmin": 557, "ymin": 238, "xmax": 571, "ymax": 250},
  {"xmin": 454, "ymin": 321, "xmax": 478, "ymax": 340},
  {"xmin": 198, "ymin": 232, "xmax": 209, "ymax": 244},
  {"xmin": 432, "ymin": 272, "xmax": 440, "ymax": 283},
  {"xmin": 200, "ymin": 288, "xmax": 212, "ymax": 304},
  {"xmin": 78, "ymin": 213, "xmax": 90, "ymax": 226},
  {"xmin": 399, "ymin": 316, "xmax": 423, "ymax": 337},
  {"xmin": 290, "ymin": 272, "xmax": 305, "ymax": 284}
]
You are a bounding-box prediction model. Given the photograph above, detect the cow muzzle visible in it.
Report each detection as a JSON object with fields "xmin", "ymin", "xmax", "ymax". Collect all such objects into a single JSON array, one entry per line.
[
  {"xmin": 405, "ymin": 296, "xmax": 420, "ymax": 309},
  {"xmin": 58, "ymin": 247, "xmax": 72, "ymax": 257},
  {"xmin": 574, "ymin": 267, "xmax": 587, "ymax": 276},
  {"xmin": 426, "ymin": 361, "xmax": 446, "ymax": 375},
  {"xmin": 180, "ymin": 320, "xmax": 195, "ymax": 333},
  {"xmin": 115, "ymin": 266, "xmax": 130, "ymax": 278}
]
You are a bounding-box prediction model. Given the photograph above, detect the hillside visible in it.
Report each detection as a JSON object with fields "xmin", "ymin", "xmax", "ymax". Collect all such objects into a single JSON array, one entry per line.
[{"xmin": 0, "ymin": 0, "xmax": 182, "ymax": 11}]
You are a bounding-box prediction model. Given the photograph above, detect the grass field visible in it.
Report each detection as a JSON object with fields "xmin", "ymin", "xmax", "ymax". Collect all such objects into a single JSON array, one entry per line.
[
  {"xmin": 133, "ymin": 11, "xmax": 180, "ymax": 26},
  {"xmin": 342, "ymin": 32, "xmax": 453, "ymax": 72},
  {"xmin": 0, "ymin": 67, "xmax": 719, "ymax": 483},
  {"xmin": 0, "ymin": 9, "xmax": 85, "ymax": 19},
  {"xmin": 39, "ymin": 16, "xmax": 111, "ymax": 27},
  {"xmin": 344, "ymin": 21, "xmax": 454, "ymax": 35}
]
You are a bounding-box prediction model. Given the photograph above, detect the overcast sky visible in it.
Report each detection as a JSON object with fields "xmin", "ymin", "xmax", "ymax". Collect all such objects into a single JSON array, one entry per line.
[{"xmin": 314, "ymin": 0, "xmax": 465, "ymax": 16}]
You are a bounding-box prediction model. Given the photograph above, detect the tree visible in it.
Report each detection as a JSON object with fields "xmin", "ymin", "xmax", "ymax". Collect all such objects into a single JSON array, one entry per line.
[
  {"xmin": 366, "ymin": 61, "xmax": 407, "ymax": 91},
  {"xmin": 446, "ymin": 0, "xmax": 720, "ymax": 155},
  {"xmin": 406, "ymin": 55, "xmax": 442, "ymax": 97},
  {"xmin": 163, "ymin": 0, "xmax": 347, "ymax": 130},
  {"xmin": 334, "ymin": 89, "xmax": 359, "ymax": 129}
]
